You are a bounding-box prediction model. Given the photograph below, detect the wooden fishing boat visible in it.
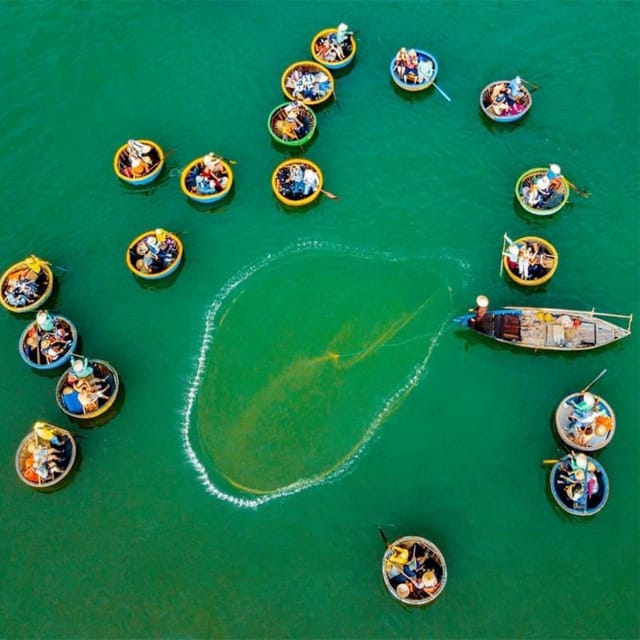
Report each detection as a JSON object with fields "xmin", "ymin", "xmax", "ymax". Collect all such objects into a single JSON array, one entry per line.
[
  {"xmin": 555, "ymin": 392, "xmax": 615, "ymax": 452},
  {"xmin": 390, "ymin": 48, "xmax": 438, "ymax": 92},
  {"xmin": 18, "ymin": 310, "xmax": 78, "ymax": 370},
  {"xmin": 113, "ymin": 138, "xmax": 164, "ymax": 186},
  {"xmin": 55, "ymin": 357, "xmax": 120, "ymax": 420},
  {"xmin": 480, "ymin": 80, "xmax": 532, "ymax": 122},
  {"xmin": 549, "ymin": 453, "xmax": 609, "ymax": 516},
  {"xmin": 454, "ymin": 298, "xmax": 632, "ymax": 351},
  {"xmin": 1, "ymin": 255, "xmax": 54, "ymax": 313},
  {"xmin": 267, "ymin": 101, "xmax": 317, "ymax": 147},
  {"xmin": 501, "ymin": 235, "xmax": 558, "ymax": 287},
  {"xmin": 382, "ymin": 535, "xmax": 447, "ymax": 606},
  {"xmin": 310, "ymin": 25, "xmax": 356, "ymax": 70},
  {"xmin": 15, "ymin": 422, "xmax": 76, "ymax": 489},
  {"xmin": 515, "ymin": 167, "xmax": 570, "ymax": 215},
  {"xmin": 126, "ymin": 228, "xmax": 183, "ymax": 279},
  {"xmin": 180, "ymin": 153, "xmax": 233, "ymax": 204},
  {"xmin": 272, "ymin": 159, "xmax": 323, "ymax": 207},
  {"xmin": 281, "ymin": 60, "xmax": 335, "ymax": 106}
]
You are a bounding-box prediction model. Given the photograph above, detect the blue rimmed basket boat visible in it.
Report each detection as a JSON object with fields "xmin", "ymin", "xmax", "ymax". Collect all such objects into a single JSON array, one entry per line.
[
  {"xmin": 390, "ymin": 48, "xmax": 438, "ymax": 92},
  {"xmin": 19, "ymin": 311, "xmax": 78, "ymax": 370},
  {"xmin": 480, "ymin": 80, "xmax": 532, "ymax": 122}
]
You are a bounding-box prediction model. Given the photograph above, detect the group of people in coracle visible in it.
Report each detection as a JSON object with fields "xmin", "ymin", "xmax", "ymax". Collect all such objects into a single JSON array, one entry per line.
[
  {"xmin": 23, "ymin": 310, "xmax": 73, "ymax": 365},
  {"xmin": 130, "ymin": 229, "xmax": 180, "ymax": 275},
  {"xmin": 274, "ymin": 162, "xmax": 321, "ymax": 200},
  {"xmin": 20, "ymin": 422, "xmax": 72, "ymax": 484},
  {"xmin": 487, "ymin": 76, "xmax": 527, "ymax": 116},
  {"xmin": 271, "ymin": 101, "xmax": 314, "ymax": 142},
  {"xmin": 119, "ymin": 138, "xmax": 160, "ymax": 179},
  {"xmin": 520, "ymin": 163, "xmax": 566, "ymax": 210},
  {"xmin": 284, "ymin": 67, "xmax": 333, "ymax": 102},
  {"xmin": 312, "ymin": 22, "xmax": 354, "ymax": 63},
  {"xmin": 502, "ymin": 236, "xmax": 552, "ymax": 281},
  {"xmin": 555, "ymin": 451, "xmax": 601, "ymax": 505},
  {"xmin": 392, "ymin": 47, "xmax": 435, "ymax": 85},
  {"xmin": 384, "ymin": 540, "xmax": 442, "ymax": 602},
  {"xmin": 59, "ymin": 356, "xmax": 112, "ymax": 416},
  {"xmin": 185, "ymin": 152, "xmax": 230, "ymax": 195},
  {"xmin": 564, "ymin": 392, "xmax": 613, "ymax": 448},
  {"xmin": 2, "ymin": 257, "xmax": 50, "ymax": 309}
]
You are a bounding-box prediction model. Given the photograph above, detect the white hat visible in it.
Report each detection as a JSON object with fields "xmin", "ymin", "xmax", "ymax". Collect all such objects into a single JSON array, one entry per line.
[
  {"xmin": 549, "ymin": 163, "xmax": 561, "ymax": 175},
  {"xmin": 476, "ymin": 295, "xmax": 489, "ymax": 308},
  {"xmin": 581, "ymin": 392, "xmax": 595, "ymax": 409},
  {"xmin": 338, "ymin": 23, "xmax": 348, "ymax": 31},
  {"xmin": 396, "ymin": 583, "xmax": 410, "ymax": 598},
  {"xmin": 536, "ymin": 175, "xmax": 550, "ymax": 189},
  {"xmin": 575, "ymin": 453, "xmax": 588, "ymax": 469},
  {"xmin": 515, "ymin": 76, "xmax": 522, "ymax": 84}
]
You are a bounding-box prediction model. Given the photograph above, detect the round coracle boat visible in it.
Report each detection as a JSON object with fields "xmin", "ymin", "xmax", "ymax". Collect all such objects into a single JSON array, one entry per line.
[
  {"xmin": 19, "ymin": 310, "xmax": 78, "ymax": 370},
  {"xmin": 310, "ymin": 24, "xmax": 356, "ymax": 70},
  {"xmin": 390, "ymin": 48, "xmax": 438, "ymax": 92},
  {"xmin": 549, "ymin": 452, "xmax": 609, "ymax": 517},
  {"xmin": 15, "ymin": 422, "xmax": 76, "ymax": 489},
  {"xmin": 126, "ymin": 228, "xmax": 183, "ymax": 279},
  {"xmin": 267, "ymin": 101, "xmax": 317, "ymax": 147},
  {"xmin": 272, "ymin": 159, "xmax": 323, "ymax": 207},
  {"xmin": 502, "ymin": 235, "xmax": 558, "ymax": 287},
  {"xmin": 281, "ymin": 60, "xmax": 335, "ymax": 106},
  {"xmin": 55, "ymin": 356, "xmax": 120, "ymax": 420},
  {"xmin": 382, "ymin": 535, "xmax": 447, "ymax": 606},
  {"xmin": 516, "ymin": 165, "xmax": 569, "ymax": 216},
  {"xmin": 180, "ymin": 153, "xmax": 233, "ymax": 204},
  {"xmin": 113, "ymin": 138, "xmax": 164, "ymax": 186},
  {"xmin": 1, "ymin": 255, "xmax": 54, "ymax": 313},
  {"xmin": 555, "ymin": 391, "xmax": 615, "ymax": 452},
  {"xmin": 480, "ymin": 78, "xmax": 532, "ymax": 122}
]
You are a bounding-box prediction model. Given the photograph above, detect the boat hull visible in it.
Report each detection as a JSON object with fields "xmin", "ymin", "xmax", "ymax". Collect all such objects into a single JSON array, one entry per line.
[
  {"xmin": 281, "ymin": 60, "xmax": 335, "ymax": 106},
  {"xmin": 310, "ymin": 28, "xmax": 356, "ymax": 69},
  {"xmin": 454, "ymin": 306, "xmax": 632, "ymax": 351},
  {"xmin": 1, "ymin": 257, "xmax": 54, "ymax": 313},
  {"xmin": 126, "ymin": 230, "xmax": 184, "ymax": 280},
  {"xmin": 503, "ymin": 235, "xmax": 558, "ymax": 287},
  {"xmin": 180, "ymin": 157, "xmax": 233, "ymax": 204},
  {"xmin": 480, "ymin": 80, "xmax": 532, "ymax": 122},
  {"xmin": 555, "ymin": 393, "xmax": 615, "ymax": 452},
  {"xmin": 390, "ymin": 49, "xmax": 438, "ymax": 92},
  {"xmin": 113, "ymin": 139, "xmax": 165, "ymax": 185},
  {"xmin": 272, "ymin": 158, "xmax": 324, "ymax": 207},
  {"xmin": 19, "ymin": 314, "xmax": 79, "ymax": 370},
  {"xmin": 549, "ymin": 454, "xmax": 609, "ymax": 516},
  {"xmin": 515, "ymin": 167, "xmax": 569, "ymax": 216},
  {"xmin": 382, "ymin": 536, "xmax": 447, "ymax": 606},
  {"xmin": 267, "ymin": 102, "xmax": 317, "ymax": 147}
]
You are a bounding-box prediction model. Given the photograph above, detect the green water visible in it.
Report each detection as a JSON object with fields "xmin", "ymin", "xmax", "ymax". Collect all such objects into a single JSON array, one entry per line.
[{"xmin": 1, "ymin": 1, "xmax": 638, "ymax": 638}]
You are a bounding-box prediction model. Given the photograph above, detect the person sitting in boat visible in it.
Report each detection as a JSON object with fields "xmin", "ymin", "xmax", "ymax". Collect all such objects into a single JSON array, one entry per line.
[
  {"xmin": 403, "ymin": 49, "xmax": 419, "ymax": 82},
  {"xmin": 334, "ymin": 22, "xmax": 352, "ymax": 47},
  {"xmin": 546, "ymin": 163, "xmax": 564, "ymax": 190},
  {"xmin": 302, "ymin": 167, "xmax": 320, "ymax": 196},
  {"xmin": 36, "ymin": 309, "xmax": 55, "ymax": 332},
  {"xmin": 288, "ymin": 164, "xmax": 305, "ymax": 197},
  {"xmin": 507, "ymin": 76, "xmax": 524, "ymax": 102},
  {"xmin": 311, "ymin": 71, "xmax": 331, "ymax": 98},
  {"xmin": 417, "ymin": 58, "xmax": 434, "ymax": 84},
  {"xmin": 27, "ymin": 441, "xmax": 66, "ymax": 480},
  {"xmin": 394, "ymin": 48, "xmax": 409, "ymax": 80},
  {"xmin": 415, "ymin": 568, "xmax": 440, "ymax": 595},
  {"xmin": 70, "ymin": 356, "xmax": 93, "ymax": 381}
]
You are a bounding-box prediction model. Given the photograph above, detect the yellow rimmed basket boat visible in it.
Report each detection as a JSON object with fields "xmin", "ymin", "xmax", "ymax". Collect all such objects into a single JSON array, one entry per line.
[
  {"xmin": 281, "ymin": 60, "xmax": 335, "ymax": 106},
  {"xmin": 15, "ymin": 422, "xmax": 77, "ymax": 490},
  {"xmin": 1, "ymin": 255, "xmax": 54, "ymax": 313},
  {"xmin": 180, "ymin": 154, "xmax": 234, "ymax": 204},
  {"xmin": 310, "ymin": 26, "xmax": 356, "ymax": 70},
  {"xmin": 501, "ymin": 234, "xmax": 558, "ymax": 287},
  {"xmin": 272, "ymin": 159, "xmax": 323, "ymax": 207},
  {"xmin": 126, "ymin": 228, "xmax": 183, "ymax": 280},
  {"xmin": 113, "ymin": 139, "xmax": 165, "ymax": 186}
]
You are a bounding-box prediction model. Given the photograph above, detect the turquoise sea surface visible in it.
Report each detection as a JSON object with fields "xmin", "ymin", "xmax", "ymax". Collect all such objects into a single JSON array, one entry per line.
[{"xmin": 1, "ymin": 1, "xmax": 638, "ymax": 638}]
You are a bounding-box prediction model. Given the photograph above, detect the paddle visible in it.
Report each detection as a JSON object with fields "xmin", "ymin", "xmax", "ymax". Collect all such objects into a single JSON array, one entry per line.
[
  {"xmin": 378, "ymin": 527, "xmax": 390, "ymax": 547},
  {"xmin": 321, "ymin": 188, "xmax": 339, "ymax": 200},
  {"xmin": 581, "ymin": 369, "xmax": 607, "ymax": 393},
  {"xmin": 433, "ymin": 82, "xmax": 452, "ymax": 102},
  {"xmin": 521, "ymin": 78, "xmax": 539, "ymax": 91},
  {"xmin": 542, "ymin": 459, "xmax": 560, "ymax": 465},
  {"xmin": 499, "ymin": 233, "xmax": 509, "ymax": 276},
  {"xmin": 211, "ymin": 153, "xmax": 237, "ymax": 166},
  {"xmin": 566, "ymin": 178, "xmax": 591, "ymax": 198}
]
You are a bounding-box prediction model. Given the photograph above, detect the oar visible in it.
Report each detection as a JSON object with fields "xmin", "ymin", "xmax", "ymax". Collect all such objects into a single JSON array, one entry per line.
[
  {"xmin": 581, "ymin": 369, "xmax": 607, "ymax": 393},
  {"xmin": 566, "ymin": 178, "xmax": 591, "ymax": 198},
  {"xmin": 433, "ymin": 82, "xmax": 451, "ymax": 102},
  {"xmin": 521, "ymin": 78, "xmax": 539, "ymax": 91},
  {"xmin": 321, "ymin": 188, "xmax": 339, "ymax": 200},
  {"xmin": 213, "ymin": 153, "xmax": 237, "ymax": 166},
  {"xmin": 542, "ymin": 459, "xmax": 559, "ymax": 465},
  {"xmin": 499, "ymin": 233, "xmax": 508, "ymax": 276},
  {"xmin": 378, "ymin": 527, "xmax": 390, "ymax": 547}
]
